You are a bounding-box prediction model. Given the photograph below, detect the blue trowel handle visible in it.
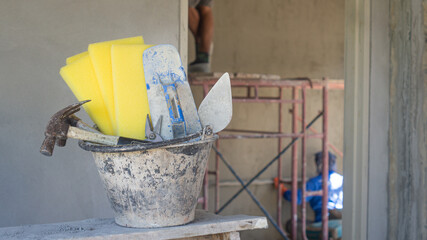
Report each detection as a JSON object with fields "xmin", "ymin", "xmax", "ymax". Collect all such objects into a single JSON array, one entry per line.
[{"xmin": 162, "ymin": 83, "xmax": 186, "ymax": 138}]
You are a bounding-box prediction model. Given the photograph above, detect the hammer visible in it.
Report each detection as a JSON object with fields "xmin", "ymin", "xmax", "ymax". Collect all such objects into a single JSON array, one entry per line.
[
  {"xmin": 40, "ymin": 100, "xmax": 165, "ymax": 156},
  {"xmin": 40, "ymin": 100, "xmax": 116, "ymax": 156},
  {"xmin": 41, "ymin": 100, "xmax": 91, "ymax": 156}
]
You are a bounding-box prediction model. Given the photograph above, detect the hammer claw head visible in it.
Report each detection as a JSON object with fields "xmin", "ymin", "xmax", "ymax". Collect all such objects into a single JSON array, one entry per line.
[
  {"xmin": 40, "ymin": 136, "xmax": 56, "ymax": 156},
  {"xmin": 56, "ymin": 138, "xmax": 67, "ymax": 147},
  {"xmin": 40, "ymin": 100, "xmax": 91, "ymax": 156},
  {"xmin": 55, "ymin": 100, "xmax": 91, "ymax": 121}
]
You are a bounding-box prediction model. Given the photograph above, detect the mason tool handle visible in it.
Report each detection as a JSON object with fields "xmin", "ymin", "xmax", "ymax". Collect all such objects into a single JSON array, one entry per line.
[
  {"xmin": 68, "ymin": 126, "xmax": 148, "ymax": 145},
  {"xmin": 40, "ymin": 136, "xmax": 56, "ymax": 156},
  {"xmin": 67, "ymin": 126, "xmax": 118, "ymax": 145}
]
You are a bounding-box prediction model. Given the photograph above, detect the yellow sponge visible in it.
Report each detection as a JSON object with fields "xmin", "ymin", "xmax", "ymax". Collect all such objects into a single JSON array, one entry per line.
[
  {"xmin": 60, "ymin": 55, "xmax": 114, "ymax": 135},
  {"xmin": 66, "ymin": 51, "xmax": 88, "ymax": 64},
  {"xmin": 88, "ymin": 36, "xmax": 144, "ymax": 134},
  {"xmin": 111, "ymin": 44, "xmax": 153, "ymax": 140}
]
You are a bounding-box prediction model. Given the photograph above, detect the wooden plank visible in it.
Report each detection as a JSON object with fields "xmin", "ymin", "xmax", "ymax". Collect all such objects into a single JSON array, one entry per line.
[
  {"xmin": 0, "ymin": 211, "xmax": 267, "ymax": 240},
  {"xmin": 174, "ymin": 231, "xmax": 240, "ymax": 240}
]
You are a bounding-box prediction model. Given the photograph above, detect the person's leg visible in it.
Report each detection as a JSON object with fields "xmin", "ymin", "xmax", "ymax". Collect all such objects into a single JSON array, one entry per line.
[
  {"xmin": 196, "ymin": 5, "xmax": 213, "ymax": 54},
  {"xmin": 329, "ymin": 209, "xmax": 342, "ymax": 220},
  {"xmin": 188, "ymin": 7, "xmax": 200, "ymax": 39},
  {"xmin": 306, "ymin": 220, "xmax": 342, "ymax": 240},
  {"xmin": 188, "ymin": 0, "xmax": 213, "ymax": 72}
]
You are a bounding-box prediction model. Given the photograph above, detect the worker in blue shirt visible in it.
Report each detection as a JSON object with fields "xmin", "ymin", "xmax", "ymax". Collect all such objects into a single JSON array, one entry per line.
[
  {"xmin": 275, "ymin": 151, "xmax": 343, "ymax": 221},
  {"xmin": 275, "ymin": 152, "xmax": 343, "ymax": 239}
]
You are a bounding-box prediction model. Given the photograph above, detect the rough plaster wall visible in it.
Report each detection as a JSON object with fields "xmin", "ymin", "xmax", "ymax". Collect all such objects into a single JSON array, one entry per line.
[
  {"xmin": 190, "ymin": 1, "xmax": 345, "ymax": 239},
  {"xmin": 423, "ymin": 1, "xmax": 427, "ymax": 237},
  {"xmin": 0, "ymin": 0, "xmax": 182, "ymax": 227},
  {"xmin": 388, "ymin": 0, "xmax": 427, "ymax": 239}
]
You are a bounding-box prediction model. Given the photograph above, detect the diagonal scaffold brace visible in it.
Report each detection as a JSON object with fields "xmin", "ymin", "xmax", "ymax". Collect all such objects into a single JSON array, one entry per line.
[
  {"xmin": 213, "ymin": 147, "xmax": 290, "ymax": 240},
  {"xmin": 216, "ymin": 111, "xmax": 323, "ymax": 214},
  {"xmin": 214, "ymin": 111, "xmax": 324, "ymax": 239}
]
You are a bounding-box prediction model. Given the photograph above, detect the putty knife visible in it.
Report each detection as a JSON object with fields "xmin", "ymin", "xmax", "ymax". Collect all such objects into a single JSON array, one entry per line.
[{"xmin": 198, "ymin": 73, "xmax": 232, "ymax": 133}]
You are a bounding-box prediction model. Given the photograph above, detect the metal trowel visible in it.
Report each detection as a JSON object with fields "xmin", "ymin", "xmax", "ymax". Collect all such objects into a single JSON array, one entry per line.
[
  {"xmin": 143, "ymin": 45, "xmax": 202, "ymax": 140},
  {"xmin": 198, "ymin": 73, "xmax": 232, "ymax": 133}
]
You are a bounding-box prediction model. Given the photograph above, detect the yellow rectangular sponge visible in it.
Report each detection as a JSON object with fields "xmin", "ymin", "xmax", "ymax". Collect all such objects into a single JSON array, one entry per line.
[
  {"xmin": 88, "ymin": 36, "xmax": 144, "ymax": 134},
  {"xmin": 111, "ymin": 44, "xmax": 153, "ymax": 140},
  {"xmin": 66, "ymin": 51, "xmax": 88, "ymax": 64},
  {"xmin": 60, "ymin": 55, "xmax": 114, "ymax": 135}
]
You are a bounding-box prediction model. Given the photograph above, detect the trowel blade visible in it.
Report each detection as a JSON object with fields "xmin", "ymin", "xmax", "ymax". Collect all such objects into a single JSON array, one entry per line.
[
  {"xmin": 198, "ymin": 73, "xmax": 232, "ymax": 133},
  {"xmin": 143, "ymin": 45, "xmax": 202, "ymax": 140}
]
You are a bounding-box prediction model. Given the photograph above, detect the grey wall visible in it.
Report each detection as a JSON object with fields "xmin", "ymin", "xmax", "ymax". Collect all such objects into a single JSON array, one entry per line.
[
  {"xmin": 0, "ymin": 0, "xmax": 184, "ymax": 227},
  {"xmin": 189, "ymin": 0, "xmax": 344, "ymax": 78},
  {"xmin": 368, "ymin": 0, "xmax": 390, "ymax": 238}
]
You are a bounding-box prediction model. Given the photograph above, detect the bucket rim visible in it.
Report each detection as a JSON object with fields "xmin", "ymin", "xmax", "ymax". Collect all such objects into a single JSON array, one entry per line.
[{"xmin": 78, "ymin": 134, "xmax": 218, "ymax": 153}]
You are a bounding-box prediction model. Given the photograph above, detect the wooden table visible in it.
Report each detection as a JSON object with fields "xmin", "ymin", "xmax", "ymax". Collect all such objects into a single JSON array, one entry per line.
[{"xmin": 0, "ymin": 210, "xmax": 268, "ymax": 239}]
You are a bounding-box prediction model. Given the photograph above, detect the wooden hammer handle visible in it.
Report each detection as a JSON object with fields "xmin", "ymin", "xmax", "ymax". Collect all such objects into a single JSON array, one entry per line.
[{"xmin": 67, "ymin": 126, "xmax": 119, "ymax": 145}]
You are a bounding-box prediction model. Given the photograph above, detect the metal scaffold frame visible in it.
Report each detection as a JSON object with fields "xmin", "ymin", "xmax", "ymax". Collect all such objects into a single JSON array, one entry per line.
[{"xmin": 189, "ymin": 73, "xmax": 344, "ymax": 240}]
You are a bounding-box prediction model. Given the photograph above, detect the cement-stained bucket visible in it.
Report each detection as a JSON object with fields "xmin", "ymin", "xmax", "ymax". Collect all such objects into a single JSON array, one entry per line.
[{"xmin": 79, "ymin": 136, "xmax": 216, "ymax": 228}]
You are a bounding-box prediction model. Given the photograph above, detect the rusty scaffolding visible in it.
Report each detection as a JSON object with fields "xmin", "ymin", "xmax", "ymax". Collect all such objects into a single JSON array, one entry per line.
[{"xmin": 189, "ymin": 73, "xmax": 344, "ymax": 240}]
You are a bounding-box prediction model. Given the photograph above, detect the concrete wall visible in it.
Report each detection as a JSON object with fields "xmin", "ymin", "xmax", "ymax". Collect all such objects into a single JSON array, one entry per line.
[
  {"xmin": 189, "ymin": 1, "xmax": 345, "ymax": 239},
  {"xmin": 367, "ymin": 0, "xmax": 390, "ymax": 238},
  {"xmin": 0, "ymin": 0, "xmax": 185, "ymax": 227},
  {"xmin": 387, "ymin": 0, "xmax": 427, "ymax": 238}
]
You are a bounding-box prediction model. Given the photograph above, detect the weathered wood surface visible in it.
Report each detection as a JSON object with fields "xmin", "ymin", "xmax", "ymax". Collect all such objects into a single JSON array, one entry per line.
[
  {"xmin": 0, "ymin": 210, "xmax": 267, "ymax": 240},
  {"xmin": 174, "ymin": 231, "xmax": 240, "ymax": 240},
  {"xmin": 388, "ymin": 0, "xmax": 427, "ymax": 239}
]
